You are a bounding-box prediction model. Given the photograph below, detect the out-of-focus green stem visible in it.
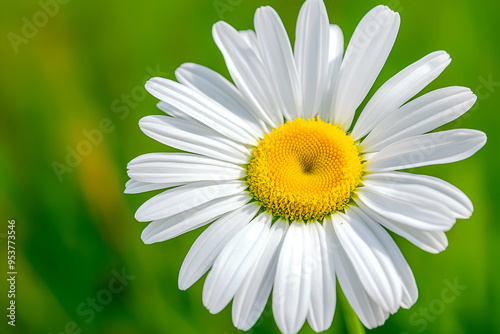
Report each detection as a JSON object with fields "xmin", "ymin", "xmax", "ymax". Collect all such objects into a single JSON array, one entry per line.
[{"xmin": 339, "ymin": 290, "xmax": 366, "ymax": 334}]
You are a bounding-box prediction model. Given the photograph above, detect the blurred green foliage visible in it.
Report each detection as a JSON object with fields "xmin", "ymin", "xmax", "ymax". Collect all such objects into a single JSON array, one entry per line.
[{"xmin": 1, "ymin": 0, "xmax": 499, "ymax": 333}]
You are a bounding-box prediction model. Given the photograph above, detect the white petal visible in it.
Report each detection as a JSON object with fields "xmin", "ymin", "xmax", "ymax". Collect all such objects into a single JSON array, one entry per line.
[
  {"xmin": 356, "ymin": 186, "xmax": 454, "ymax": 231},
  {"xmin": 135, "ymin": 180, "xmax": 247, "ymax": 222},
  {"xmin": 332, "ymin": 6, "xmax": 400, "ymax": 131},
  {"xmin": 213, "ymin": 21, "xmax": 282, "ymax": 127},
  {"xmin": 361, "ymin": 87, "xmax": 477, "ymax": 152},
  {"xmin": 255, "ymin": 6, "xmax": 302, "ymax": 120},
  {"xmin": 139, "ymin": 115, "xmax": 250, "ymax": 165},
  {"xmin": 328, "ymin": 25, "xmax": 344, "ymax": 70},
  {"xmin": 238, "ymin": 29, "xmax": 261, "ymax": 58},
  {"xmin": 352, "ymin": 51, "xmax": 451, "ymax": 140},
  {"xmin": 294, "ymin": 0, "xmax": 330, "ymax": 119},
  {"xmin": 324, "ymin": 217, "xmax": 389, "ymax": 328},
  {"xmin": 363, "ymin": 172, "xmax": 473, "ymax": 219},
  {"xmin": 320, "ymin": 24, "xmax": 344, "ymax": 122},
  {"xmin": 350, "ymin": 207, "xmax": 418, "ymax": 309},
  {"xmin": 146, "ymin": 77, "xmax": 257, "ymax": 145},
  {"xmin": 306, "ymin": 222, "xmax": 336, "ymax": 332},
  {"xmin": 175, "ymin": 63, "xmax": 268, "ymax": 137},
  {"xmin": 356, "ymin": 200, "xmax": 448, "ymax": 254},
  {"xmin": 273, "ymin": 221, "xmax": 312, "ymax": 334},
  {"xmin": 203, "ymin": 212, "xmax": 272, "ymax": 313},
  {"xmin": 178, "ymin": 202, "xmax": 260, "ymax": 290},
  {"xmin": 157, "ymin": 101, "xmax": 200, "ymax": 124},
  {"xmin": 127, "ymin": 152, "xmax": 245, "ymax": 184},
  {"xmin": 365, "ymin": 129, "xmax": 487, "ymax": 172},
  {"xmin": 330, "ymin": 211, "xmax": 402, "ymax": 313},
  {"xmin": 359, "ymin": 178, "xmax": 458, "ymax": 229},
  {"xmin": 232, "ymin": 219, "xmax": 288, "ymax": 330},
  {"xmin": 141, "ymin": 192, "xmax": 250, "ymax": 244},
  {"xmin": 124, "ymin": 179, "xmax": 179, "ymax": 194}
]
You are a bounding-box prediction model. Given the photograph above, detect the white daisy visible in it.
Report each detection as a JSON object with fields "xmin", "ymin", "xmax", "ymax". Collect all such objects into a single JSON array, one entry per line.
[{"xmin": 126, "ymin": 1, "xmax": 486, "ymax": 333}]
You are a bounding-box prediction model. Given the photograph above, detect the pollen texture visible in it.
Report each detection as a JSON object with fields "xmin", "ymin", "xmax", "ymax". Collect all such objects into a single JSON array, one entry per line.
[{"xmin": 247, "ymin": 118, "xmax": 363, "ymax": 221}]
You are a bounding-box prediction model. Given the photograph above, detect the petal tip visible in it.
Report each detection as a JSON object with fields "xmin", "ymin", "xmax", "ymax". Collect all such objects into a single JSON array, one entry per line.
[
  {"xmin": 140, "ymin": 231, "xmax": 154, "ymax": 244},
  {"xmin": 178, "ymin": 279, "xmax": 190, "ymax": 291}
]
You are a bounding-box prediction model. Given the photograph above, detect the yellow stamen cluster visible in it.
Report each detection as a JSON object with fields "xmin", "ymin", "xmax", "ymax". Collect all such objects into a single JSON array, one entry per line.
[{"xmin": 247, "ymin": 118, "xmax": 363, "ymax": 221}]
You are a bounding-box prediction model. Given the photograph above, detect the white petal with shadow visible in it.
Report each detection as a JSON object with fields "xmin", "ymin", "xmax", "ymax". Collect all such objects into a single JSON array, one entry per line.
[
  {"xmin": 255, "ymin": 6, "xmax": 302, "ymax": 120},
  {"xmin": 139, "ymin": 115, "xmax": 250, "ymax": 165},
  {"xmin": 175, "ymin": 63, "xmax": 267, "ymax": 136},
  {"xmin": 203, "ymin": 212, "xmax": 272, "ymax": 314},
  {"xmin": 324, "ymin": 217, "xmax": 390, "ymax": 328},
  {"xmin": 295, "ymin": 0, "xmax": 330, "ymax": 119},
  {"xmin": 128, "ymin": 152, "xmax": 245, "ymax": 184},
  {"xmin": 362, "ymin": 87, "xmax": 476, "ymax": 152},
  {"xmin": 178, "ymin": 202, "xmax": 260, "ymax": 290},
  {"xmin": 141, "ymin": 192, "xmax": 250, "ymax": 244},
  {"xmin": 365, "ymin": 129, "xmax": 486, "ymax": 172},
  {"xmin": 135, "ymin": 180, "xmax": 247, "ymax": 222},
  {"xmin": 331, "ymin": 6, "xmax": 400, "ymax": 131},
  {"xmin": 146, "ymin": 77, "xmax": 258, "ymax": 145},
  {"xmin": 213, "ymin": 21, "xmax": 283, "ymax": 127},
  {"xmin": 232, "ymin": 219, "xmax": 288, "ymax": 331},
  {"xmin": 352, "ymin": 51, "xmax": 451, "ymax": 140},
  {"xmin": 330, "ymin": 211, "xmax": 402, "ymax": 313},
  {"xmin": 124, "ymin": 179, "xmax": 179, "ymax": 194},
  {"xmin": 307, "ymin": 221, "xmax": 336, "ymax": 332},
  {"xmin": 272, "ymin": 221, "xmax": 313, "ymax": 334},
  {"xmin": 356, "ymin": 200, "xmax": 448, "ymax": 254}
]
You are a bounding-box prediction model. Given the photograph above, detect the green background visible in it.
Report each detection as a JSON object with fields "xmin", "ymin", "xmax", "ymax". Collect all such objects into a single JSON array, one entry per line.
[{"xmin": 1, "ymin": 0, "xmax": 499, "ymax": 333}]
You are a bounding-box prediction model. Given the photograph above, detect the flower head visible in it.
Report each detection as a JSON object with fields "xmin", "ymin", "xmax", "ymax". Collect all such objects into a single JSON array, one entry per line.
[{"xmin": 126, "ymin": 1, "xmax": 486, "ymax": 333}]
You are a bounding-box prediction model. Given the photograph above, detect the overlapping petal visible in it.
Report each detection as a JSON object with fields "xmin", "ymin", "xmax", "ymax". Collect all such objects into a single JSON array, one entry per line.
[
  {"xmin": 213, "ymin": 21, "xmax": 283, "ymax": 127},
  {"xmin": 178, "ymin": 203, "xmax": 260, "ymax": 290},
  {"xmin": 232, "ymin": 219, "xmax": 288, "ymax": 330},
  {"xmin": 331, "ymin": 5, "xmax": 400, "ymax": 130},
  {"xmin": 141, "ymin": 192, "xmax": 250, "ymax": 243},
  {"xmin": 255, "ymin": 6, "xmax": 302, "ymax": 120},
  {"xmin": 273, "ymin": 221, "xmax": 313, "ymax": 334},
  {"xmin": 352, "ymin": 51, "xmax": 451, "ymax": 140},
  {"xmin": 365, "ymin": 129, "xmax": 486, "ymax": 172},
  {"xmin": 135, "ymin": 180, "xmax": 247, "ymax": 222},
  {"xmin": 127, "ymin": 152, "xmax": 245, "ymax": 184},
  {"xmin": 203, "ymin": 212, "xmax": 271, "ymax": 313},
  {"xmin": 307, "ymin": 222, "xmax": 336, "ymax": 332},
  {"xmin": 139, "ymin": 115, "xmax": 250, "ymax": 165},
  {"xmin": 175, "ymin": 63, "xmax": 268, "ymax": 136},
  {"xmin": 362, "ymin": 87, "xmax": 477, "ymax": 152}
]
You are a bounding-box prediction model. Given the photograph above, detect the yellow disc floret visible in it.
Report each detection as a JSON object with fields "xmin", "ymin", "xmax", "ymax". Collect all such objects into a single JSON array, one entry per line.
[{"xmin": 247, "ymin": 117, "xmax": 363, "ymax": 221}]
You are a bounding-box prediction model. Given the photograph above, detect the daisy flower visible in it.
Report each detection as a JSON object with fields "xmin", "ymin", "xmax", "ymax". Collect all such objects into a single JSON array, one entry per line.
[{"xmin": 126, "ymin": 0, "xmax": 486, "ymax": 333}]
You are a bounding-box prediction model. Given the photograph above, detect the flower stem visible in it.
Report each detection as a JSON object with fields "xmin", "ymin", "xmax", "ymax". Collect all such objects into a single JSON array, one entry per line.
[{"xmin": 339, "ymin": 289, "xmax": 366, "ymax": 334}]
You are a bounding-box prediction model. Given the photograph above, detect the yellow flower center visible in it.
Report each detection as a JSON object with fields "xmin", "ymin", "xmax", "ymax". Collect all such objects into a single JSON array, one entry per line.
[{"xmin": 247, "ymin": 117, "xmax": 363, "ymax": 221}]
